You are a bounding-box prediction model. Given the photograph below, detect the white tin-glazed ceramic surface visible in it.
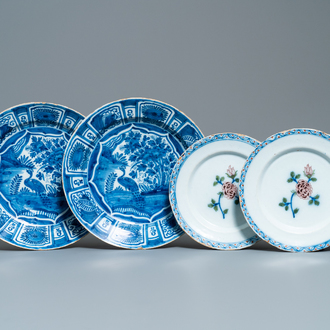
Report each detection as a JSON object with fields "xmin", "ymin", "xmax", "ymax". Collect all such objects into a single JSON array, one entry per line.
[
  {"xmin": 239, "ymin": 128, "xmax": 330, "ymax": 252},
  {"xmin": 170, "ymin": 133, "xmax": 260, "ymax": 249}
]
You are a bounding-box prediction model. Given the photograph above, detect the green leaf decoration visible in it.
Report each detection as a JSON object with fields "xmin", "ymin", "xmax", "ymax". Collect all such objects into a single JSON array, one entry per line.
[
  {"xmin": 216, "ymin": 175, "xmax": 220, "ymax": 181},
  {"xmin": 214, "ymin": 205, "xmax": 218, "ymax": 211},
  {"xmin": 217, "ymin": 191, "xmax": 223, "ymax": 196},
  {"xmin": 290, "ymin": 171, "xmax": 295, "ymax": 178},
  {"xmin": 225, "ymin": 173, "xmax": 231, "ymax": 178},
  {"xmin": 294, "ymin": 208, "xmax": 299, "ymax": 214},
  {"xmin": 291, "ymin": 190, "xmax": 296, "ymax": 194},
  {"xmin": 315, "ymin": 195, "xmax": 320, "ymax": 199},
  {"xmin": 211, "ymin": 199, "xmax": 216, "ymax": 204},
  {"xmin": 208, "ymin": 203, "xmax": 214, "ymax": 208},
  {"xmin": 287, "ymin": 178, "xmax": 293, "ymax": 183},
  {"xmin": 279, "ymin": 202, "xmax": 285, "ymax": 207},
  {"xmin": 223, "ymin": 209, "xmax": 228, "ymax": 214},
  {"xmin": 285, "ymin": 205, "xmax": 289, "ymax": 211},
  {"xmin": 235, "ymin": 178, "xmax": 239, "ymax": 182},
  {"xmin": 213, "ymin": 181, "xmax": 218, "ymax": 186},
  {"xmin": 295, "ymin": 174, "xmax": 301, "ymax": 179},
  {"xmin": 220, "ymin": 177, "xmax": 225, "ymax": 182},
  {"xmin": 308, "ymin": 200, "xmax": 313, "ymax": 205},
  {"xmin": 234, "ymin": 199, "xmax": 239, "ymax": 205},
  {"xmin": 314, "ymin": 200, "xmax": 320, "ymax": 206},
  {"xmin": 282, "ymin": 197, "xmax": 287, "ymax": 203},
  {"xmin": 311, "ymin": 177, "xmax": 317, "ymax": 182}
]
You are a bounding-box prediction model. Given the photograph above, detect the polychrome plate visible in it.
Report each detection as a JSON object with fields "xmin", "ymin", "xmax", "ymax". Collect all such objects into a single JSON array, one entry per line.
[
  {"xmin": 62, "ymin": 98, "xmax": 203, "ymax": 249},
  {"xmin": 0, "ymin": 103, "xmax": 88, "ymax": 250},
  {"xmin": 239, "ymin": 128, "xmax": 330, "ymax": 252},
  {"xmin": 170, "ymin": 133, "xmax": 260, "ymax": 250}
]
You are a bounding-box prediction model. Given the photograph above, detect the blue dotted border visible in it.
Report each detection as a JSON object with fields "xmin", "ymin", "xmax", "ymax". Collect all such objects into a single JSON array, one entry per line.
[
  {"xmin": 169, "ymin": 133, "xmax": 261, "ymax": 250},
  {"xmin": 239, "ymin": 128, "xmax": 330, "ymax": 252}
]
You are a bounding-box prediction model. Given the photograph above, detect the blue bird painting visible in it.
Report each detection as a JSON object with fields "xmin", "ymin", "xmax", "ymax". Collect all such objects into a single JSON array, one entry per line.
[{"xmin": 24, "ymin": 169, "xmax": 46, "ymax": 194}]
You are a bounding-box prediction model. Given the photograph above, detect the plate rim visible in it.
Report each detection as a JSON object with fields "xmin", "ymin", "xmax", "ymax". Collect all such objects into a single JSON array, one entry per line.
[
  {"xmin": 169, "ymin": 132, "xmax": 261, "ymax": 250},
  {"xmin": 239, "ymin": 127, "xmax": 330, "ymax": 252},
  {"xmin": 62, "ymin": 97, "xmax": 204, "ymax": 249},
  {"xmin": 0, "ymin": 102, "xmax": 88, "ymax": 250}
]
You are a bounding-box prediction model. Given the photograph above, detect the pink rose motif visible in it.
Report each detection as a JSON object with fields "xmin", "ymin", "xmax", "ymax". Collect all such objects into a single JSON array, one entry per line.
[
  {"xmin": 304, "ymin": 164, "xmax": 313, "ymax": 177},
  {"xmin": 227, "ymin": 165, "xmax": 236, "ymax": 177},
  {"xmin": 222, "ymin": 181, "xmax": 237, "ymax": 200},
  {"xmin": 296, "ymin": 179, "xmax": 313, "ymax": 200}
]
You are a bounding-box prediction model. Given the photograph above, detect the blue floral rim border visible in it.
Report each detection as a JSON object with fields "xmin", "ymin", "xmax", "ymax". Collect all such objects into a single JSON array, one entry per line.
[
  {"xmin": 62, "ymin": 98, "xmax": 203, "ymax": 249},
  {"xmin": 239, "ymin": 128, "xmax": 330, "ymax": 252},
  {"xmin": 0, "ymin": 102, "xmax": 88, "ymax": 250},
  {"xmin": 169, "ymin": 133, "xmax": 261, "ymax": 250}
]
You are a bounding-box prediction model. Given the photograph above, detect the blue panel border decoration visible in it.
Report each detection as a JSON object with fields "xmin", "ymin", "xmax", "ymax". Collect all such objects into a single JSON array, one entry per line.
[{"xmin": 62, "ymin": 98, "xmax": 203, "ymax": 249}]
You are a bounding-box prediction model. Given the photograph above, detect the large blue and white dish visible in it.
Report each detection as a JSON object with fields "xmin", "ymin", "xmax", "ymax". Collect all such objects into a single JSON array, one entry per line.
[
  {"xmin": 62, "ymin": 98, "xmax": 203, "ymax": 249},
  {"xmin": 170, "ymin": 133, "xmax": 260, "ymax": 250},
  {"xmin": 0, "ymin": 103, "xmax": 88, "ymax": 250}
]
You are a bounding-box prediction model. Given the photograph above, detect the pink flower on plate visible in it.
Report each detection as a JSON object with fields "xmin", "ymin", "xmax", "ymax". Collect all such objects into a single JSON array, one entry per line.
[
  {"xmin": 296, "ymin": 179, "xmax": 313, "ymax": 200},
  {"xmin": 222, "ymin": 181, "xmax": 237, "ymax": 200},
  {"xmin": 304, "ymin": 164, "xmax": 313, "ymax": 177},
  {"xmin": 227, "ymin": 165, "xmax": 236, "ymax": 177}
]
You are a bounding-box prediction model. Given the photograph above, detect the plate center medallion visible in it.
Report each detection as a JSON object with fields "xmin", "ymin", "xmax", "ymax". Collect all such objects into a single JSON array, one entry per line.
[{"xmin": 88, "ymin": 124, "xmax": 182, "ymax": 223}]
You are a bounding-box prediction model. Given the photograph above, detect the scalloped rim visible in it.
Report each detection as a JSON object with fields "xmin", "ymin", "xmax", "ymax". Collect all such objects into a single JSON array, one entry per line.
[
  {"xmin": 239, "ymin": 128, "xmax": 330, "ymax": 252},
  {"xmin": 169, "ymin": 132, "xmax": 261, "ymax": 250}
]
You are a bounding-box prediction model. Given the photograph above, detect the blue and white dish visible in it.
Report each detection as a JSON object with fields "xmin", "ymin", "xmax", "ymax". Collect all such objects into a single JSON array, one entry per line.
[
  {"xmin": 62, "ymin": 98, "xmax": 203, "ymax": 249},
  {"xmin": 0, "ymin": 103, "xmax": 88, "ymax": 250},
  {"xmin": 239, "ymin": 128, "xmax": 330, "ymax": 252},
  {"xmin": 170, "ymin": 133, "xmax": 260, "ymax": 250}
]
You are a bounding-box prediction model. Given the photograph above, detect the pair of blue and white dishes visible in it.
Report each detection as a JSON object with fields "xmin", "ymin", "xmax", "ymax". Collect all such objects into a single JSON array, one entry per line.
[{"xmin": 0, "ymin": 99, "xmax": 328, "ymax": 252}]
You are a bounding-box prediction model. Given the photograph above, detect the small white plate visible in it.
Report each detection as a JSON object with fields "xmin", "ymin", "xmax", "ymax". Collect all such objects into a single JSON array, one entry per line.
[
  {"xmin": 170, "ymin": 133, "xmax": 260, "ymax": 250},
  {"xmin": 239, "ymin": 128, "xmax": 330, "ymax": 252}
]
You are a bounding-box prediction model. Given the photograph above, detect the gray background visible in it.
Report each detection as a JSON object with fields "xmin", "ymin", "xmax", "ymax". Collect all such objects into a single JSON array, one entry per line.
[{"xmin": 0, "ymin": 1, "xmax": 329, "ymax": 329}]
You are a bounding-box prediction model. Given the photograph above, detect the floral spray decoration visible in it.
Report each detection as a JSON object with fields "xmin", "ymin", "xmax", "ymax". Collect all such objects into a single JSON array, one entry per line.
[
  {"xmin": 208, "ymin": 165, "xmax": 239, "ymax": 219},
  {"xmin": 279, "ymin": 164, "xmax": 320, "ymax": 218}
]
